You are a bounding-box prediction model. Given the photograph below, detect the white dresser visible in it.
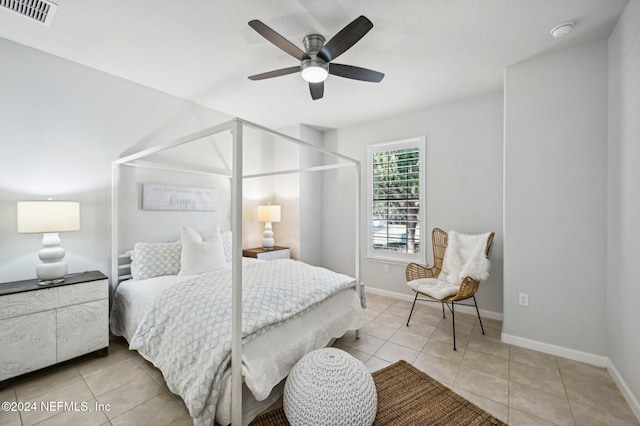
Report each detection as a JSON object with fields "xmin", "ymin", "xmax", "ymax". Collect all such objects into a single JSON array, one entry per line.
[
  {"xmin": 0, "ymin": 271, "xmax": 109, "ymax": 384},
  {"xmin": 242, "ymin": 246, "xmax": 291, "ymax": 261}
]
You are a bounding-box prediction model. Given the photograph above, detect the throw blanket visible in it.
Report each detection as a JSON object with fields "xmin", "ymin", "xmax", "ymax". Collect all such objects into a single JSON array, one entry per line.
[
  {"xmin": 439, "ymin": 231, "xmax": 491, "ymax": 283},
  {"xmin": 129, "ymin": 259, "xmax": 356, "ymax": 426}
]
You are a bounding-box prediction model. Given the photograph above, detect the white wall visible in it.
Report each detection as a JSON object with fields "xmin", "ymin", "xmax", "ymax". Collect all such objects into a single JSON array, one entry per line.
[
  {"xmin": 607, "ymin": 0, "xmax": 640, "ymax": 409},
  {"xmin": 0, "ymin": 38, "xmax": 231, "ymax": 283},
  {"xmin": 273, "ymin": 126, "xmax": 301, "ymax": 259},
  {"xmin": 295, "ymin": 124, "xmax": 324, "ymax": 266},
  {"xmin": 242, "ymin": 129, "xmax": 276, "ymax": 250},
  {"xmin": 322, "ymin": 92, "xmax": 504, "ymax": 314},
  {"xmin": 117, "ymin": 167, "xmax": 231, "ymax": 251},
  {"xmin": 272, "ymin": 124, "xmax": 325, "ymax": 265},
  {"xmin": 503, "ymin": 40, "xmax": 608, "ymax": 356},
  {"xmin": 117, "ymin": 114, "xmax": 280, "ymax": 262}
]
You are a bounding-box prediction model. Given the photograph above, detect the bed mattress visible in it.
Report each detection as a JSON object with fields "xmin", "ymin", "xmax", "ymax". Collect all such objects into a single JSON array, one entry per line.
[{"xmin": 109, "ymin": 260, "xmax": 362, "ymax": 425}]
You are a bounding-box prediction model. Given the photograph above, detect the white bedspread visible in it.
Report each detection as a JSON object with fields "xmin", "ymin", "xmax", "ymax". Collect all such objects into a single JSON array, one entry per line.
[
  {"xmin": 112, "ymin": 259, "xmax": 360, "ymax": 426},
  {"xmin": 110, "ymin": 258, "xmax": 263, "ymax": 342}
]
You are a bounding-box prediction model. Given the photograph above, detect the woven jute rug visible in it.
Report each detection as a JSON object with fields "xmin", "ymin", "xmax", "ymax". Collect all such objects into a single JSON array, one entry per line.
[{"xmin": 250, "ymin": 360, "xmax": 506, "ymax": 425}]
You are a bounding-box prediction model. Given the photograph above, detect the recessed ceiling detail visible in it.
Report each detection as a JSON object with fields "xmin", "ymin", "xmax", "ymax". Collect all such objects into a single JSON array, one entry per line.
[{"xmin": 0, "ymin": 0, "xmax": 57, "ymax": 26}]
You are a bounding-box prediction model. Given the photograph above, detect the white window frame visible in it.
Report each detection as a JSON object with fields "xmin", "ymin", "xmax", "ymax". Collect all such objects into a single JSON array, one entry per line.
[{"xmin": 367, "ymin": 136, "xmax": 426, "ymax": 264}]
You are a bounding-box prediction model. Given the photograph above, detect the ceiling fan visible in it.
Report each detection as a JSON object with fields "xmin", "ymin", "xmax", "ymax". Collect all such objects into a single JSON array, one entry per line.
[{"xmin": 248, "ymin": 15, "xmax": 385, "ymax": 100}]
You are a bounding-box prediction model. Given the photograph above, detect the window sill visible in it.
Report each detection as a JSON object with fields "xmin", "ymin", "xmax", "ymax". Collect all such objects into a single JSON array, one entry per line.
[{"xmin": 365, "ymin": 256, "xmax": 425, "ymax": 266}]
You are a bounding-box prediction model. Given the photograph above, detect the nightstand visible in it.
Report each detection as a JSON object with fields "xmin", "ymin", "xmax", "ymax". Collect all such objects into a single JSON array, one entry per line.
[
  {"xmin": 243, "ymin": 246, "xmax": 291, "ymax": 261},
  {"xmin": 0, "ymin": 271, "xmax": 109, "ymax": 385}
]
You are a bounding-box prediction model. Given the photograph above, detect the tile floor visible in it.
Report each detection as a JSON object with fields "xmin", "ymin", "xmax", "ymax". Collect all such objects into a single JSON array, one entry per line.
[
  {"xmin": 334, "ymin": 294, "xmax": 639, "ymax": 426},
  {"xmin": 1, "ymin": 292, "xmax": 638, "ymax": 425}
]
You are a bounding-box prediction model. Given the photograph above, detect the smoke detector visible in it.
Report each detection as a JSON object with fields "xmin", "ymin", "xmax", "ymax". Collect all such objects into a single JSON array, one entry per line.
[
  {"xmin": 550, "ymin": 22, "xmax": 574, "ymax": 39},
  {"xmin": 0, "ymin": 0, "xmax": 58, "ymax": 26}
]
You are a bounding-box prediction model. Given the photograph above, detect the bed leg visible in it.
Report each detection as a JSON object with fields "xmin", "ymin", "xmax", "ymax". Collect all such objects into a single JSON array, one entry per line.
[{"xmin": 355, "ymin": 329, "xmax": 361, "ymax": 339}]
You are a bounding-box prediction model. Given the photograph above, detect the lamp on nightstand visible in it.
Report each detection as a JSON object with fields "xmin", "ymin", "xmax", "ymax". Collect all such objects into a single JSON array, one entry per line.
[
  {"xmin": 17, "ymin": 200, "xmax": 80, "ymax": 284},
  {"xmin": 257, "ymin": 204, "xmax": 281, "ymax": 249}
]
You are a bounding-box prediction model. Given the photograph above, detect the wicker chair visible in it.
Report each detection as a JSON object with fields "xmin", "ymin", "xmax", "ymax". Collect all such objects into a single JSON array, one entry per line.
[{"xmin": 406, "ymin": 228, "xmax": 494, "ymax": 350}]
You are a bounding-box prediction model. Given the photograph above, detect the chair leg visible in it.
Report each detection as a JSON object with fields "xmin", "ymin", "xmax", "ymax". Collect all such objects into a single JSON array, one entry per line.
[
  {"xmin": 451, "ymin": 301, "xmax": 457, "ymax": 351},
  {"xmin": 441, "ymin": 302, "xmax": 446, "ymax": 318},
  {"xmin": 473, "ymin": 295, "xmax": 485, "ymax": 335},
  {"xmin": 406, "ymin": 293, "xmax": 418, "ymax": 326}
]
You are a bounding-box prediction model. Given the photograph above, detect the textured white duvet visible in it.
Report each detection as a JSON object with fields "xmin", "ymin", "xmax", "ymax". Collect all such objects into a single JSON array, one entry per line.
[{"xmin": 109, "ymin": 259, "xmax": 362, "ymax": 425}]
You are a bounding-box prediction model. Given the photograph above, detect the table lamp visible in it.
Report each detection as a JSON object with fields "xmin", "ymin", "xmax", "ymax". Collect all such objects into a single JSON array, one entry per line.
[
  {"xmin": 257, "ymin": 204, "xmax": 281, "ymax": 249},
  {"xmin": 17, "ymin": 200, "xmax": 80, "ymax": 283}
]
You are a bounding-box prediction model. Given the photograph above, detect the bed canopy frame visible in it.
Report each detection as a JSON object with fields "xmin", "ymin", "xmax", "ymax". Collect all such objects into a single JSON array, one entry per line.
[{"xmin": 111, "ymin": 117, "xmax": 361, "ymax": 425}]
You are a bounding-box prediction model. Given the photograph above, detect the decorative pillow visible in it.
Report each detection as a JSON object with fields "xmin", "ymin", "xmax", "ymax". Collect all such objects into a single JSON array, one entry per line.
[
  {"xmin": 221, "ymin": 231, "xmax": 232, "ymax": 263},
  {"xmin": 179, "ymin": 225, "xmax": 226, "ymax": 275},
  {"xmin": 131, "ymin": 241, "xmax": 182, "ymax": 280}
]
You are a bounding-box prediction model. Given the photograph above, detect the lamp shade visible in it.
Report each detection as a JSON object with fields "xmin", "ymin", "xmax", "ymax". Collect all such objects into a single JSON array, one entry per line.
[
  {"xmin": 257, "ymin": 205, "xmax": 281, "ymax": 223},
  {"xmin": 17, "ymin": 201, "xmax": 80, "ymax": 233}
]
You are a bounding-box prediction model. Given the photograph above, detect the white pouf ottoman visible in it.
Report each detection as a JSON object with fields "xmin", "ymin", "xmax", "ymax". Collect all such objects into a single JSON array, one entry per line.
[{"xmin": 283, "ymin": 347, "xmax": 377, "ymax": 426}]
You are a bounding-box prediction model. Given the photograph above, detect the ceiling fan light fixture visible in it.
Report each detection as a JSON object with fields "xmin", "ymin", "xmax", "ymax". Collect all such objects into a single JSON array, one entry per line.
[
  {"xmin": 248, "ymin": 16, "xmax": 383, "ymax": 99},
  {"xmin": 301, "ymin": 59, "xmax": 329, "ymax": 83}
]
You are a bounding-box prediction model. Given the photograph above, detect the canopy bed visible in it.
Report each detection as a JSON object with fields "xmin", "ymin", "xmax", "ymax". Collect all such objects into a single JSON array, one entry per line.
[{"xmin": 110, "ymin": 118, "xmax": 362, "ymax": 425}]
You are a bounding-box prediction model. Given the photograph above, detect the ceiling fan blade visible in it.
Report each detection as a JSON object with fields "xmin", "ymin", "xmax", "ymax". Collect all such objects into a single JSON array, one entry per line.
[
  {"xmin": 329, "ymin": 63, "xmax": 384, "ymax": 82},
  {"xmin": 248, "ymin": 66, "xmax": 301, "ymax": 81},
  {"xmin": 249, "ymin": 20, "xmax": 309, "ymax": 61},
  {"xmin": 309, "ymin": 82, "xmax": 324, "ymax": 100},
  {"xmin": 317, "ymin": 16, "xmax": 373, "ymax": 62}
]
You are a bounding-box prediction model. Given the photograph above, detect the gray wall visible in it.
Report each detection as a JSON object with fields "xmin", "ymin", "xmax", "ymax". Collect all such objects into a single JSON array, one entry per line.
[
  {"xmin": 0, "ymin": 38, "xmax": 231, "ymax": 283},
  {"xmin": 503, "ymin": 40, "xmax": 609, "ymax": 356},
  {"xmin": 273, "ymin": 124, "xmax": 324, "ymax": 266},
  {"xmin": 116, "ymin": 167, "xmax": 231, "ymax": 251},
  {"xmin": 607, "ymin": 0, "xmax": 640, "ymax": 407},
  {"xmin": 273, "ymin": 125, "xmax": 301, "ymax": 259},
  {"xmin": 298, "ymin": 124, "xmax": 324, "ymax": 266},
  {"xmin": 322, "ymin": 92, "xmax": 504, "ymax": 315}
]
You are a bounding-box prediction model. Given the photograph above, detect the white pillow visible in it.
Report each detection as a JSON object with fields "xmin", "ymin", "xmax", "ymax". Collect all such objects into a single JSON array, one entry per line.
[
  {"xmin": 179, "ymin": 225, "xmax": 226, "ymax": 275},
  {"xmin": 130, "ymin": 241, "xmax": 182, "ymax": 280}
]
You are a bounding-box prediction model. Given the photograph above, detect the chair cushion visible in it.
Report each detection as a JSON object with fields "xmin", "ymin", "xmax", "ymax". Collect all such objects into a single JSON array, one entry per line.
[{"xmin": 407, "ymin": 278, "xmax": 460, "ymax": 300}]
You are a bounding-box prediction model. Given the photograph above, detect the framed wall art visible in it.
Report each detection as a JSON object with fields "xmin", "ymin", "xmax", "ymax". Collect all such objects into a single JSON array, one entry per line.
[{"xmin": 142, "ymin": 183, "xmax": 217, "ymax": 211}]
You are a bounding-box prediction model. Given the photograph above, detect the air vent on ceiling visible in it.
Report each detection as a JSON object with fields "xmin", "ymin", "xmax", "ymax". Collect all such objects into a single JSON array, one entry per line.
[{"xmin": 0, "ymin": 0, "xmax": 58, "ymax": 26}]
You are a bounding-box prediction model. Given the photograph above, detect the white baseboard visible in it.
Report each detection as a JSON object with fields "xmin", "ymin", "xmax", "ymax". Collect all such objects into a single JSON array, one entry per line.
[
  {"xmin": 364, "ymin": 286, "xmax": 415, "ymax": 302},
  {"xmin": 501, "ymin": 333, "xmax": 609, "ymax": 367},
  {"xmin": 364, "ymin": 286, "xmax": 504, "ymax": 321},
  {"xmin": 608, "ymin": 360, "xmax": 640, "ymax": 421}
]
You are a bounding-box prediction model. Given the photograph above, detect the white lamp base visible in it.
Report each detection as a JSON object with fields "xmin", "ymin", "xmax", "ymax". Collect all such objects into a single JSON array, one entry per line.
[
  {"xmin": 37, "ymin": 233, "xmax": 68, "ymax": 283},
  {"xmin": 263, "ymin": 222, "xmax": 275, "ymax": 249}
]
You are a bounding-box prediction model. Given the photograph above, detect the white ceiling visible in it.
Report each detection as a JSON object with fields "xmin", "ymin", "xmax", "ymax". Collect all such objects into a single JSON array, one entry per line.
[{"xmin": 0, "ymin": 0, "xmax": 629, "ymax": 129}]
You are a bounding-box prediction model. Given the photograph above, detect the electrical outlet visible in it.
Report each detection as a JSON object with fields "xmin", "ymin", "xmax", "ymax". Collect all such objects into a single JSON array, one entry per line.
[
  {"xmin": 384, "ymin": 264, "xmax": 390, "ymax": 273},
  {"xmin": 519, "ymin": 293, "xmax": 529, "ymax": 307}
]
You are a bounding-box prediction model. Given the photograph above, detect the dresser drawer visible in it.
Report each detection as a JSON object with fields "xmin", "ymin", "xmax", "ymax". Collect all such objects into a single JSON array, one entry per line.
[
  {"xmin": 0, "ymin": 279, "xmax": 108, "ymax": 320},
  {"xmin": 0, "ymin": 310, "xmax": 57, "ymax": 381},
  {"xmin": 57, "ymin": 299, "xmax": 109, "ymax": 362}
]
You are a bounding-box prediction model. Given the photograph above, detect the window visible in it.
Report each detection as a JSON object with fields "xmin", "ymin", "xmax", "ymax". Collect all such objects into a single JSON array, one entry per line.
[{"xmin": 367, "ymin": 137, "xmax": 425, "ymax": 263}]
